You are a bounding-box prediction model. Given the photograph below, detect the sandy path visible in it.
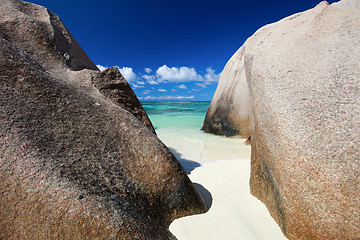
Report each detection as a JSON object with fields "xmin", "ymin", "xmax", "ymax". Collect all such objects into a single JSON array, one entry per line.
[
  {"xmin": 169, "ymin": 159, "xmax": 287, "ymax": 240},
  {"xmin": 155, "ymin": 128, "xmax": 287, "ymax": 239}
]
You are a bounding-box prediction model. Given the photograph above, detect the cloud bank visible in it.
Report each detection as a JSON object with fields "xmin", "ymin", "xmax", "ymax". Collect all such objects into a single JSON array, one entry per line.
[
  {"xmin": 143, "ymin": 95, "xmax": 195, "ymax": 100},
  {"xmin": 97, "ymin": 64, "xmax": 219, "ymax": 86},
  {"xmin": 96, "ymin": 64, "xmax": 219, "ymax": 100},
  {"xmin": 156, "ymin": 65, "xmax": 200, "ymax": 83},
  {"xmin": 148, "ymin": 65, "xmax": 219, "ymax": 85}
]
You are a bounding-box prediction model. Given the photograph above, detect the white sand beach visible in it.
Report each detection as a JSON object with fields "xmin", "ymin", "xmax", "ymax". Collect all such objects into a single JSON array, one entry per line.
[{"xmin": 156, "ymin": 128, "xmax": 287, "ymax": 240}]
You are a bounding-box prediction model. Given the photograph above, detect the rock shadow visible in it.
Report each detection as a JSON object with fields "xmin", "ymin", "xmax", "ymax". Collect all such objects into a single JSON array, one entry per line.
[
  {"xmin": 168, "ymin": 147, "xmax": 201, "ymax": 175},
  {"xmin": 193, "ymin": 183, "xmax": 213, "ymax": 209},
  {"xmin": 167, "ymin": 147, "xmax": 213, "ymax": 210}
]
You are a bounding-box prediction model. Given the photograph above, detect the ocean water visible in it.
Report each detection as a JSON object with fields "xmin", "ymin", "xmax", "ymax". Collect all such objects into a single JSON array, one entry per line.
[
  {"xmin": 141, "ymin": 101, "xmax": 250, "ymax": 173},
  {"xmin": 142, "ymin": 101, "xmax": 210, "ymax": 130}
]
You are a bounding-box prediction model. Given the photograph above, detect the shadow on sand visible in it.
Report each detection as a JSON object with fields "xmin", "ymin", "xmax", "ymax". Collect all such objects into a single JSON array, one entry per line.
[
  {"xmin": 168, "ymin": 147, "xmax": 201, "ymax": 175},
  {"xmin": 168, "ymin": 147, "xmax": 213, "ymax": 209},
  {"xmin": 193, "ymin": 183, "xmax": 213, "ymax": 209}
]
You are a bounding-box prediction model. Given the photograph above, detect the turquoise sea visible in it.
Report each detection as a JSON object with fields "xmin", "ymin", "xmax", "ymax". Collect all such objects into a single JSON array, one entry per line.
[
  {"xmin": 141, "ymin": 101, "xmax": 250, "ymax": 173},
  {"xmin": 142, "ymin": 101, "xmax": 210, "ymax": 130}
]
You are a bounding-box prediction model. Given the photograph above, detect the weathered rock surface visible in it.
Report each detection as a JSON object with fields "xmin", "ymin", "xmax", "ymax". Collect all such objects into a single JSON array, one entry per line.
[
  {"xmin": 209, "ymin": 0, "xmax": 360, "ymax": 239},
  {"xmin": 202, "ymin": 45, "xmax": 250, "ymax": 138},
  {"xmin": 0, "ymin": 0, "xmax": 206, "ymax": 239},
  {"xmin": 0, "ymin": 0, "xmax": 154, "ymax": 133},
  {"xmin": 91, "ymin": 67, "xmax": 155, "ymax": 133}
]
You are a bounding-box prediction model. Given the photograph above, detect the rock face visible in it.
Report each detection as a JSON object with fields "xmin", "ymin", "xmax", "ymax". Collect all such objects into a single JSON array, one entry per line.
[
  {"xmin": 92, "ymin": 67, "xmax": 156, "ymax": 133},
  {"xmin": 202, "ymin": 46, "xmax": 250, "ymax": 138},
  {"xmin": 0, "ymin": 0, "xmax": 206, "ymax": 239},
  {"xmin": 208, "ymin": 0, "xmax": 360, "ymax": 239}
]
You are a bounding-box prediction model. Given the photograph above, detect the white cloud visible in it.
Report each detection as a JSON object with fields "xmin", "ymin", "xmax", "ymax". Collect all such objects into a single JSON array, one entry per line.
[
  {"xmin": 96, "ymin": 64, "xmax": 107, "ymax": 71},
  {"xmin": 98, "ymin": 65, "xmax": 220, "ymax": 87},
  {"xmin": 144, "ymin": 95, "xmax": 195, "ymax": 100},
  {"xmin": 158, "ymin": 89, "xmax": 167, "ymax": 92},
  {"xmin": 131, "ymin": 84, "xmax": 145, "ymax": 89},
  {"xmin": 144, "ymin": 68, "xmax": 152, "ymax": 74},
  {"xmin": 142, "ymin": 74, "xmax": 158, "ymax": 85},
  {"xmin": 177, "ymin": 84, "xmax": 187, "ymax": 89},
  {"xmin": 196, "ymin": 83, "xmax": 207, "ymax": 88},
  {"xmin": 204, "ymin": 67, "xmax": 220, "ymax": 83},
  {"xmin": 136, "ymin": 81, "xmax": 146, "ymax": 85},
  {"xmin": 156, "ymin": 65, "xmax": 203, "ymax": 83},
  {"xmin": 147, "ymin": 79, "xmax": 159, "ymax": 85},
  {"xmin": 139, "ymin": 65, "xmax": 220, "ymax": 85},
  {"xmin": 143, "ymin": 90, "xmax": 152, "ymax": 94},
  {"xmin": 118, "ymin": 67, "xmax": 138, "ymax": 82}
]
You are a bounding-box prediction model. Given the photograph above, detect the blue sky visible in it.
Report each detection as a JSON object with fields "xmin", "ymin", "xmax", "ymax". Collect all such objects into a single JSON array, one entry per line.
[{"xmin": 27, "ymin": 0, "xmax": 337, "ymax": 101}]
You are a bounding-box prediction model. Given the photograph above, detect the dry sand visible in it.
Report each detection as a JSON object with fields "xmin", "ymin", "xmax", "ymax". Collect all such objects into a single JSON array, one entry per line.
[{"xmin": 155, "ymin": 128, "xmax": 287, "ymax": 240}]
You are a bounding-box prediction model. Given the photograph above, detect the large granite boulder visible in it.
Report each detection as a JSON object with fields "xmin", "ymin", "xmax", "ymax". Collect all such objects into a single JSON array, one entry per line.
[
  {"xmin": 0, "ymin": 0, "xmax": 206, "ymax": 239},
  {"xmin": 0, "ymin": 0, "xmax": 155, "ymax": 133},
  {"xmin": 202, "ymin": 45, "xmax": 250, "ymax": 138},
  {"xmin": 207, "ymin": 0, "xmax": 360, "ymax": 239}
]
